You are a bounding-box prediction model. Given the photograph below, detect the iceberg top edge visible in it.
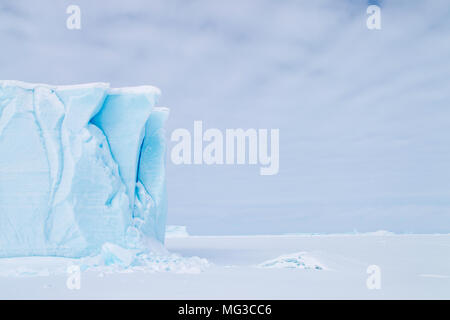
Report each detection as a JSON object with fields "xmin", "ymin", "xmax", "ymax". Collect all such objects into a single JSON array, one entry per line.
[
  {"xmin": 152, "ymin": 106, "xmax": 170, "ymax": 113},
  {"xmin": 0, "ymin": 81, "xmax": 161, "ymax": 96},
  {"xmin": 0, "ymin": 80, "xmax": 111, "ymax": 90},
  {"xmin": 107, "ymin": 85, "xmax": 161, "ymax": 96}
]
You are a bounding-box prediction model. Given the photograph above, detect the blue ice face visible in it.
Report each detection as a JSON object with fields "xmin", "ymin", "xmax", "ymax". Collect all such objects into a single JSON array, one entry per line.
[
  {"xmin": 91, "ymin": 88, "xmax": 160, "ymax": 211},
  {"xmin": 0, "ymin": 81, "xmax": 167, "ymax": 258},
  {"xmin": 135, "ymin": 108, "xmax": 170, "ymax": 243}
]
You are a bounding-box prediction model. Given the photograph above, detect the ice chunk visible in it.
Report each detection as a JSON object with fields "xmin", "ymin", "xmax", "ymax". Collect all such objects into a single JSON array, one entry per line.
[
  {"xmin": 134, "ymin": 108, "xmax": 169, "ymax": 243},
  {"xmin": 100, "ymin": 242, "xmax": 139, "ymax": 267},
  {"xmin": 0, "ymin": 81, "xmax": 168, "ymax": 258},
  {"xmin": 258, "ymin": 252, "xmax": 327, "ymax": 270}
]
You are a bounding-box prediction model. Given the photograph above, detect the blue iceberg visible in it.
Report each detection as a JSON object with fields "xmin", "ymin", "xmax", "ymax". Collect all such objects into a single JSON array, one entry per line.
[{"xmin": 0, "ymin": 81, "xmax": 169, "ymax": 258}]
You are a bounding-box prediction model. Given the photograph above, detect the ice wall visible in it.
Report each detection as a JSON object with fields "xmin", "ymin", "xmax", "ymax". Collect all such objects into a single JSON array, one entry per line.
[
  {"xmin": 0, "ymin": 81, "xmax": 168, "ymax": 258},
  {"xmin": 135, "ymin": 107, "xmax": 170, "ymax": 243},
  {"xmin": 91, "ymin": 87, "xmax": 160, "ymax": 210}
]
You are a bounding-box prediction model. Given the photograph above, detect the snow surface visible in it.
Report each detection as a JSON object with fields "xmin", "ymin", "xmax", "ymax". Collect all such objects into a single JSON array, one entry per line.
[
  {"xmin": 0, "ymin": 81, "xmax": 168, "ymax": 258},
  {"xmin": 0, "ymin": 233, "xmax": 449, "ymax": 299}
]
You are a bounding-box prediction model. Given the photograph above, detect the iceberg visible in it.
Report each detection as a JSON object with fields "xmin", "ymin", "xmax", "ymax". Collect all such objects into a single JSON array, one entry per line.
[{"xmin": 0, "ymin": 80, "xmax": 169, "ymax": 258}]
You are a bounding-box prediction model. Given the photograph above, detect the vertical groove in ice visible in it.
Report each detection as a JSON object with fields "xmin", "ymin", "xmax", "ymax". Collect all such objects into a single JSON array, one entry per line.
[
  {"xmin": 135, "ymin": 107, "xmax": 170, "ymax": 243},
  {"xmin": 91, "ymin": 90, "xmax": 160, "ymax": 212},
  {"xmin": 0, "ymin": 93, "xmax": 16, "ymax": 137},
  {"xmin": 33, "ymin": 87, "xmax": 66, "ymax": 212}
]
